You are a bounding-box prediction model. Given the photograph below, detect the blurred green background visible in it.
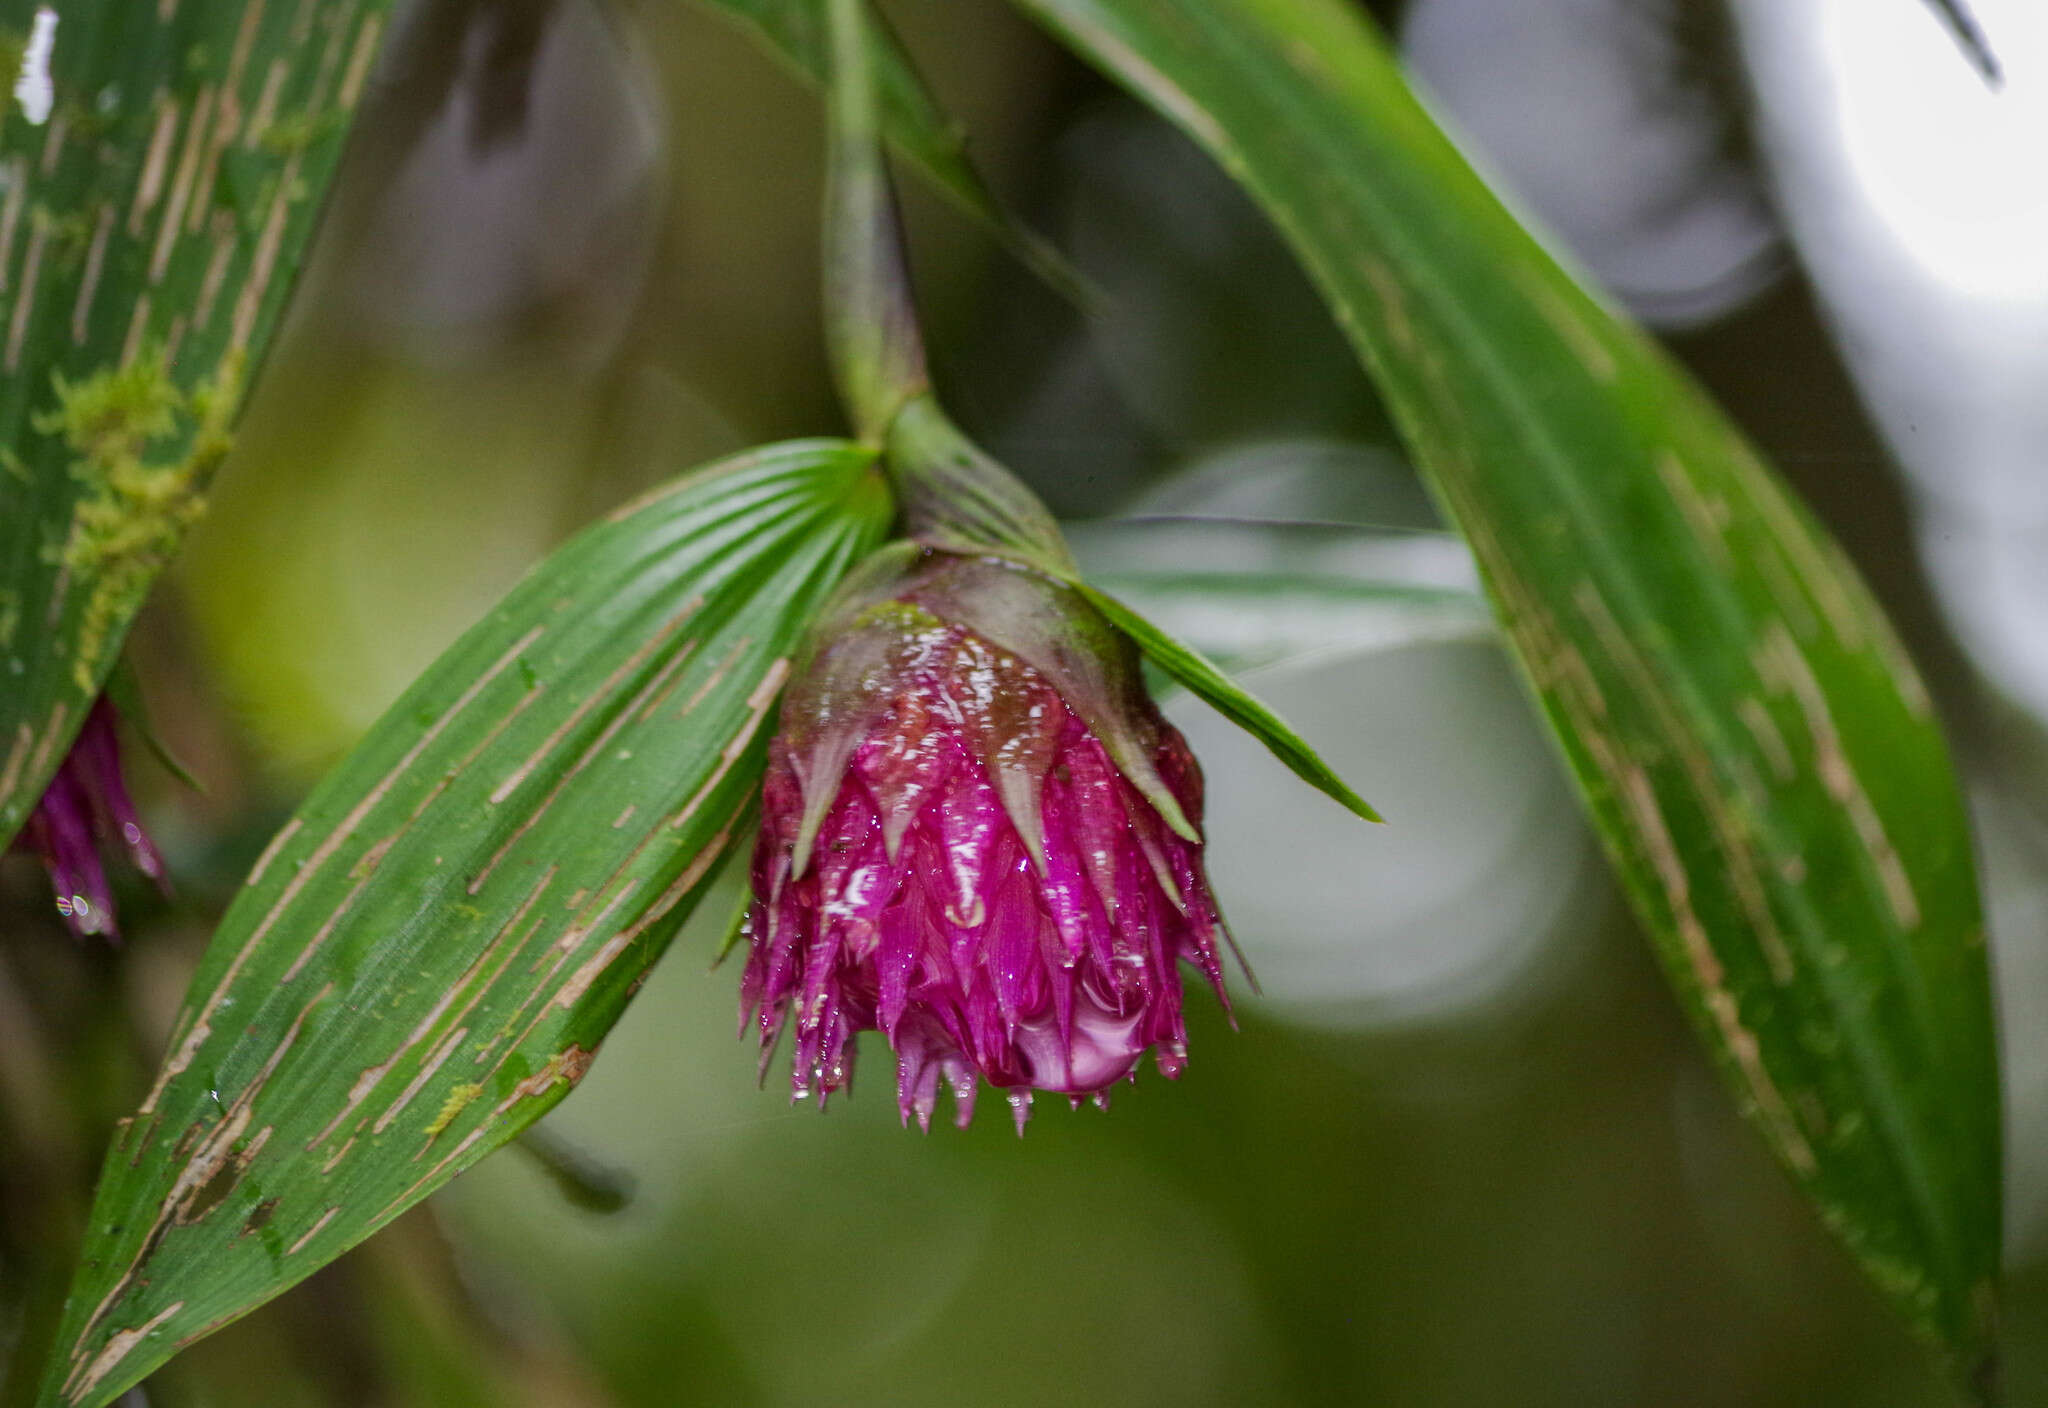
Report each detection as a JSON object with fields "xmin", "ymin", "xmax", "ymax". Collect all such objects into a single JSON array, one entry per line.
[{"xmin": 8, "ymin": 0, "xmax": 2048, "ymax": 1403}]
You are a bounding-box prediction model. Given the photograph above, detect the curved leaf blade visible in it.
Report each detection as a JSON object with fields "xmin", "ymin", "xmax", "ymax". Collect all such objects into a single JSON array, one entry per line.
[
  {"xmin": 40, "ymin": 440, "xmax": 890, "ymax": 1408},
  {"xmin": 1071, "ymin": 515, "xmax": 1489, "ymax": 673},
  {"xmin": 1013, "ymin": 0, "xmax": 2000, "ymax": 1382},
  {"xmin": 1077, "ymin": 581, "xmax": 1379, "ymax": 823},
  {"xmin": 1088, "ymin": 567, "xmax": 1488, "ymax": 676},
  {"xmin": 0, "ymin": 0, "xmax": 394, "ymax": 848}
]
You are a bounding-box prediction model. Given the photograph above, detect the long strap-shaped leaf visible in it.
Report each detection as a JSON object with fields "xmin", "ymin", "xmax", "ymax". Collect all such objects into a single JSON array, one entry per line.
[
  {"xmin": 1008, "ymin": 0, "xmax": 2000, "ymax": 1385},
  {"xmin": 38, "ymin": 441, "xmax": 890, "ymax": 1408},
  {"xmin": 0, "ymin": 0, "xmax": 395, "ymax": 848}
]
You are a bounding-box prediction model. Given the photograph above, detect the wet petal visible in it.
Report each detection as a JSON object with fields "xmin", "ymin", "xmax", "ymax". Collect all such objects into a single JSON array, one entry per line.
[{"xmin": 737, "ymin": 552, "xmax": 1235, "ymax": 1127}]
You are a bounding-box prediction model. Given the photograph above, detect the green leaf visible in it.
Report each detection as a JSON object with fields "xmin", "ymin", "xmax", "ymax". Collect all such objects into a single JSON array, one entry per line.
[
  {"xmin": 39, "ymin": 441, "xmax": 890, "ymax": 1408},
  {"xmin": 1076, "ymin": 581, "xmax": 1379, "ymax": 824},
  {"xmin": 1013, "ymin": 0, "xmax": 2000, "ymax": 1385},
  {"xmin": 692, "ymin": 0, "xmax": 1090, "ymax": 305},
  {"xmin": 1070, "ymin": 515, "xmax": 1490, "ymax": 674},
  {"xmin": 0, "ymin": 0, "xmax": 395, "ymax": 850}
]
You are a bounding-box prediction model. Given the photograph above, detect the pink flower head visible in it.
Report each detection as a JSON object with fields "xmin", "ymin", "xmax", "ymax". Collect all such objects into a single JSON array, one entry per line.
[
  {"xmin": 15, "ymin": 698, "xmax": 166, "ymax": 939},
  {"xmin": 740, "ymin": 550, "xmax": 1237, "ymax": 1133}
]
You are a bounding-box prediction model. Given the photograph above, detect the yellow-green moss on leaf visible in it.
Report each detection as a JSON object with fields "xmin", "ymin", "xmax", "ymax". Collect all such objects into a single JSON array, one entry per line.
[
  {"xmin": 40, "ymin": 349, "xmax": 244, "ymax": 691},
  {"xmin": 424, "ymin": 1083, "xmax": 484, "ymax": 1140}
]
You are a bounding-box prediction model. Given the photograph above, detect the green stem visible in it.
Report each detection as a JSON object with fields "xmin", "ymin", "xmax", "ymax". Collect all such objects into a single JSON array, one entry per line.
[
  {"xmin": 821, "ymin": 0, "xmax": 1073, "ymax": 574},
  {"xmin": 823, "ymin": 0, "xmax": 929, "ymax": 442}
]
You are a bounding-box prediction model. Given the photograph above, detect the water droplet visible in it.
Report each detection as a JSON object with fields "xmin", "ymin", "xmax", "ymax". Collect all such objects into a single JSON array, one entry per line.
[{"xmin": 13, "ymin": 8, "xmax": 57, "ymax": 126}]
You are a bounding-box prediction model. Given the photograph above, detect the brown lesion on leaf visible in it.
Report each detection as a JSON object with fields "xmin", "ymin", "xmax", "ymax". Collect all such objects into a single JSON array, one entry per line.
[
  {"xmin": 1737, "ymin": 696, "xmax": 1795, "ymax": 783},
  {"xmin": 240, "ymin": 1197, "xmax": 280, "ymax": 1236},
  {"xmin": 1716, "ymin": 433, "xmax": 1869, "ymax": 651},
  {"xmin": 312, "ymin": 865, "xmax": 560, "ymax": 1154},
  {"xmin": 7, "ymin": 213, "xmax": 49, "ymax": 370},
  {"xmin": 552, "ymin": 813, "xmax": 740, "ymax": 1016},
  {"xmin": 66, "ymin": 988, "xmax": 327, "ymax": 1393},
  {"xmin": 320, "ymin": 1135, "xmax": 355, "ymax": 1173},
  {"xmin": 1486, "ymin": 550, "xmax": 1819, "ymax": 1176},
  {"xmin": 1755, "ymin": 624, "xmax": 1922, "ymax": 931},
  {"xmin": 377, "ymin": 1043, "xmax": 598, "ymax": 1223},
  {"xmin": 1572, "ymin": 580, "xmax": 1797, "ymax": 985},
  {"xmin": 67, "ymin": 1301, "xmax": 185, "ymax": 1405},
  {"xmin": 1616, "ymin": 763, "xmax": 1818, "ymax": 1177},
  {"xmin": 371, "ymin": 1026, "xmax": 470, "ymax": 1134},
  {"xmin": 181, "ymin": 1147, "xmax": 246, "ymax": 1224},
  {"xmin": 127, "ymin": 96, "xmax": 181, "ymax": 237},
  {"xmin": 286, "ymin": 1205, "xmax": 341, "ymax": 1256},
  {"xmin": 0, "ymin": 722, "xmax": 30, "ymax": 805},
  {"xmin": 1526, "ymin": 275, "xmax": 1618, "ymax": 384},
  {"xmin": 245, "ymin": 816, "xmax": 302, "ymax": 887},
  {"xmin": 170, "ymin": 1120, "xmax": 203, "ymax": 1162},
  {"xmin": 1655, "ymin": 452, "xmax": 1731, "ymax": 569}
]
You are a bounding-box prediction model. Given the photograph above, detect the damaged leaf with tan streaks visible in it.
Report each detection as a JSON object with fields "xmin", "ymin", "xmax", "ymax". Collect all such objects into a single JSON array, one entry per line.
[
  {"xmin": 0, "ymin": 0, "xmax": 394, "ymax": 847},
  {"xmin": 40, "ymin": 440, "xmax": 891, "ymax": 1407},
  {"xmin": 1007, "ymin": 0, "xmax": 2000, "ymax": 1392}
]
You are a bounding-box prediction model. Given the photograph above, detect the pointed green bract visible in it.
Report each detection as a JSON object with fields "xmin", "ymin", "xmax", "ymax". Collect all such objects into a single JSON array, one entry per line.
[
  {"xmin": 0, "ymin": 0, "xmax": 396, "ymax": 850},
  {"xmin": 38, "ymin": 441, "xmax": 891, "ymax": 1408},
  {"xmin": 1010, "ymin": 0, "xmax": 1999, "ymax": 1387},
  {"xmin": 1089, "ymin": 568, "xmax": 1490, "ymax": 679},
  {"xmin": 1077, "ymin": 581, "xmax": 1380, "ymax": 824},
  {"xmin": 1071, "ymin": 515, "xmax": 1492, "ymax": 674},
  {"xmin": 1083, "ymin": 568, "xmax": 1489, "ymax": 675}
]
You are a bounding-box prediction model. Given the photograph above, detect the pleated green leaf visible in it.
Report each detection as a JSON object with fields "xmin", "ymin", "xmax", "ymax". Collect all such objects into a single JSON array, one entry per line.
[
  {"xmin": 0, "ymin": 0, "xmax": 395, "ymax": 849},
  {"xmin": 1010, "ymin": 0, "xmax": 2001, "ymax": 1388},
  {"xmin": 39, "ymin": 441, "xmax": 890, "ymax": 1408}
]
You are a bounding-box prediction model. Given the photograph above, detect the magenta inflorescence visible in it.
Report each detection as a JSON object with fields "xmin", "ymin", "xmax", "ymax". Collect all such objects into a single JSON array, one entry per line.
[
  {"xmin": 16, "ymin": 699, "xmax": 165, "ymax": 940},
  {"xmin": 740, "ymin": 621, "xmax": 1230, "ymax": 1133}
]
